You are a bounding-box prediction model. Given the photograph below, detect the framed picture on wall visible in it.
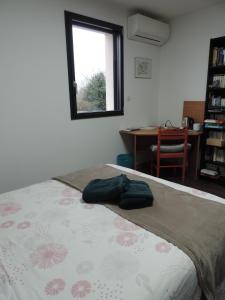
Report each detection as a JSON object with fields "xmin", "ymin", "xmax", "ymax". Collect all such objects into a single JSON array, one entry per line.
[{"xmin": 135, "ymin": 57, "xmax": 152, "ymax": 79}]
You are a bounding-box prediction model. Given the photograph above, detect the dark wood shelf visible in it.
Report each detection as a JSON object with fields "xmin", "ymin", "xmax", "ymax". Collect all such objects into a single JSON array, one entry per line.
[
  {"xmin": 204, "ymin": 126, "xmax": 225, "ymax": 131},
  {"xmin": 205, "ymin": 160, "xmax": 225, "ymax": 167},
  {"xmin": 201, "ymin": 35, "xmax": 225, "ymax": 184},
  {"xmin": 209, "ymin": 65, "xmax": 225, "ymax": 71},
  {"xmin": 208, "ymin": 87, "xmax": 225, "ymax": 91},
  {"xmin": 206, "ymin": 144, "xmax": 225, "ymax": 149},
  {"xmin": 199, "ymin": 174, "xmax": 225, "ymax": 187},
  {"xmin": 207, "ymin": 109, "xmax": 225, "ymax": 113},
  {"xmin": 200, "ymin": 173, "xmax": 221, "ymax": 180}
]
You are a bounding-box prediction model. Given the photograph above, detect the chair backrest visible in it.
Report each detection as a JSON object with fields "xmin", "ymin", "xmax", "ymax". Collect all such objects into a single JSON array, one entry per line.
[
  {"xmin": 154, "ymin": 127, "xmax": 189, "ymax": 182},
  {"xmin": 158, "ymin": 128, "xmax": 188, "ymax": 143},
  {"xmin": 157, "ymin": 127, "xmax": 188, "ymax": 160}
]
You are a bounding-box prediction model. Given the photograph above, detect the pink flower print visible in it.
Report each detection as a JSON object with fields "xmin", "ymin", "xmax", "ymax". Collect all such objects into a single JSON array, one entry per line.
[
  {"xmin": 0, "ymin": 220, "xmax": 14, "ymax": 228},
  {"xmin": 45, "ymin": 278, "xmax": 65, "ymax": 295},
  {"xmin": 114, "ymin": 216, "xmax": 139, "ymax": 231},
  {"xmin": 17, "ymin": 221, "xmax": 31, "ymax": 229},
  {"xmin": 71, "ymin": 280, "xmax": 91, "ymax": 298},
  {"xmin": 0, "ymin": 202, "xmax": 22, "ymax": 216},
  {"xmin": 31, "ymin": 243, "xmax": 68, "ymax": 269},
  {"xmin": 59, "ymin": 198, "xmax": 74, "ymax": 205},
  {"xmin": 116, "ymin": 232, "xmax": 138, "ymax": 247},
  {"xmin": 155, "ymin": 242, "xmax": 171, "ymax": 253}
]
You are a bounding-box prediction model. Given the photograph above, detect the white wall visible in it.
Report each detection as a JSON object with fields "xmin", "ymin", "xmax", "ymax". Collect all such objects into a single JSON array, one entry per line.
[
  {"xmin": 158, "ymin": 2, "xmax": 225, "ymax": 126},
  {"xmin": 0, "ymin": 0, "xmax": 160, "ymax": 193}
]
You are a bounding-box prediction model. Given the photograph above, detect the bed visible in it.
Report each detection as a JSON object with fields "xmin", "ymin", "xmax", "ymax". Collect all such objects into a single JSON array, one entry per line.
[{"xmin": 0, "ymin": 164, "xmax": 225, "ymax": 300}]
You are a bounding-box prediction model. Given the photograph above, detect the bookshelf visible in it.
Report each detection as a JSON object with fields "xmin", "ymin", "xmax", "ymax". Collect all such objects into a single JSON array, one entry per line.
[{"xmin": 201, "ymin": 36, "xmax": 225, "ymax": 181}]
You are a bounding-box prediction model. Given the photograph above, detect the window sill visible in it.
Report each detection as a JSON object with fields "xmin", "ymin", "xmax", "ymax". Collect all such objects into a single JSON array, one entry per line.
[{"xmin": 71, "ymin": 110, "xmax": 124, "ymax": 120}]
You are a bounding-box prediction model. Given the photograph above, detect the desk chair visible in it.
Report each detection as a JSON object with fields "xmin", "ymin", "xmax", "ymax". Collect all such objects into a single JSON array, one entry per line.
[{"xmin": 150, "ymin": 128, "xmax": 190, "ymax": 183}]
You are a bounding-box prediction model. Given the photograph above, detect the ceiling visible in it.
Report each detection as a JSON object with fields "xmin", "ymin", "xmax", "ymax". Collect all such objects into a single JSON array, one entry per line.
[{"xmin": 104, "ymin": 0, "xmax": 224, "ymax": 20}]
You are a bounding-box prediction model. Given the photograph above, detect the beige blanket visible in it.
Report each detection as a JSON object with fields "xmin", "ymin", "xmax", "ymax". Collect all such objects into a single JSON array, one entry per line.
[{"xmin": 55, "ymin": 165, "xmax": 225, "ymax": 300}]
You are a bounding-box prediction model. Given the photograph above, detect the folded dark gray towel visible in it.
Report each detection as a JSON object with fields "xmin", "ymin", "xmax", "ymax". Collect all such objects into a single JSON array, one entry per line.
[
  {"xmin": 82, "ymin": 174, "xmax": 154, "ymax": 209},
  {"xmin": 119, "ymin": 179, "xmax": 154, "ymax": 209},
  {"xmin": 82, "ymin": 174, "xmax": 128, "ymax": 203}
]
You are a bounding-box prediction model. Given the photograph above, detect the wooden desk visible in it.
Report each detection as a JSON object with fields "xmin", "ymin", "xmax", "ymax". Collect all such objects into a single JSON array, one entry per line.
[{"xmin": 120, "ymin": 128, "xmax": 202, "ymax": 179}]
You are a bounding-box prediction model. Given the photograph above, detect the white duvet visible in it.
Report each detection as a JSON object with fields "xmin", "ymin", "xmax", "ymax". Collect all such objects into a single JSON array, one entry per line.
[{"xmin": 0, "ymin": 164, "xmax": 225, "ymax": 300}]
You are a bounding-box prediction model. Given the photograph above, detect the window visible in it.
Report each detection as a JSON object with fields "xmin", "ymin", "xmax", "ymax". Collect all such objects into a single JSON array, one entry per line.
[{"xmin": 64, "ymin": 11, "xmax": 124, "ymax": 119}]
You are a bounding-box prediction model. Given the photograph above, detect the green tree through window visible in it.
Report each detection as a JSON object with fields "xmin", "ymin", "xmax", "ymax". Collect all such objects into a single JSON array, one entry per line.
[{"xmin": 83, "ymin": 72, "xmax": 106, "ymax": 111}]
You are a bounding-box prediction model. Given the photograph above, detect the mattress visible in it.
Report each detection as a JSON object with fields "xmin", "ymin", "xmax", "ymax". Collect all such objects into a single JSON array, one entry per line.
[{"xmin": 0, "ymin": 164, "xmax": 224, "ymax": 300}]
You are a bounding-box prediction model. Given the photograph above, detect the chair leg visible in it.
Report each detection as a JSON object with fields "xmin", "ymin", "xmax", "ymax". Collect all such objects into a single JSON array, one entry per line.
[
  {"xmin": 182, "ymin": 152, "xmax": 188, "ymax": 183},
  {"xmin": 150, "ymin": 152, "xmax": 153, "ymax": 175},
  {"xmin": 173, "ymin": 168, "xmax": 177, "ymax": 176},
  {"xmin": 182, "ymin": 163, "xmax": 186, "ymax": 183}
]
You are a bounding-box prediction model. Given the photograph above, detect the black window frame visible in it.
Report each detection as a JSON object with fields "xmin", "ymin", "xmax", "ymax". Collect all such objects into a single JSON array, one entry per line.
[{"xmin": 64, "ymin": 11, "xmax": 124, "ymax": 120}]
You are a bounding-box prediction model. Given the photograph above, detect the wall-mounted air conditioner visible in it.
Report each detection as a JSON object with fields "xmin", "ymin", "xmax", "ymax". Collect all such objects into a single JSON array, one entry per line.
[{"xmin": 128, "ymin": 14, "xmax": 170, "ymax": 46}]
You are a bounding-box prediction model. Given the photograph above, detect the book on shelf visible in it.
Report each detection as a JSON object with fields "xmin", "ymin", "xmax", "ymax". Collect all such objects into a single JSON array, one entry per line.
[
  {"xmin": 204, "ymin": 119, "xmax": 225, "ymax": 124},
  {"xmin": 204, "ymin": 119, "xmax": 217, "ymax": 123},
  {"xmin": 212, "ymin": 47, "xmax": 218, "ymax": 66},
  {"xmin": 221, "ymin": 98, "xmax": 225, "ymax": 107},
  {"xmin": 204, "ymin": 134, "xmax": 225, "ymax": 163},
  {"xmin": 209, "ymin": 95, "xmax": 225, "ymax": 109},
  {"xmin": 212, "ymin": 148, "xmax": 225, "ymax": 163},
  {"xmin": 211, "ymin": 95, "xmax": 221, "ymax": 107},
  {"xmin": 204, "ymin": 118, "xmax": 225, "ymax": 127},
  {"xmin": 220, "ymin": 166, "xmax": 225, "ymax": 176},
  {"xmin": 218, "ymin": 48, "xmax": 225, "ymax": 65},
  {"xmin": 212, "ymin": 47, "xmax": 225, "ymax": 66},
  {"xmin": 208, "ymin": 131, "xmax": 225, "ymax": 139},
  {"xmin": 208, "ymin": 109, "xmax": 225, "ymax": 113},
  {"xmin": 206, "ymin": 138, "xmax": 225, "ymax": 147},
  {"xmin": 205, "ymin": 148, "xmax": 213, "ymax": 161},
  {"xmin": 205, "ymin": 123, "xmax": 225, "ymax": 129},
  {"xmin": 200, "ymin": 168, "xmax": 218, "ymax": 176},
  {"xmin": 211, "ymin": 75, "xmax": 225, "ymax": 88}
]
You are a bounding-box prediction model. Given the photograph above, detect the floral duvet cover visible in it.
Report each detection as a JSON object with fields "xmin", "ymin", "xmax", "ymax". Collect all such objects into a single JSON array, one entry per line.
[{"xmin": 0, "ymin": 164, "xmax": 225, "ymax": 300}]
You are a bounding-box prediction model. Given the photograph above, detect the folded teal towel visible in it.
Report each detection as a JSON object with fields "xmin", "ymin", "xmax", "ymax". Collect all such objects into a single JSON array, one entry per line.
[
  {"xmin": 82, "ymin": 174, "xmax": 128, "ymax": 203},
  {"xmin": 119, "ymin": 179, "xmax": 154, "ymax": 209}
]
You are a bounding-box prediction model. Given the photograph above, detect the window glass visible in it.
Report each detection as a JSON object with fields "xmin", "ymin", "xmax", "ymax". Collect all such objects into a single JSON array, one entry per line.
[
  {"xmin": 73, "ymin": 26, "xmax": 114, "ymax": 113},
  {"xmin": 64, "ymin": 11, "xmax": 124, "ymax": 119}
]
